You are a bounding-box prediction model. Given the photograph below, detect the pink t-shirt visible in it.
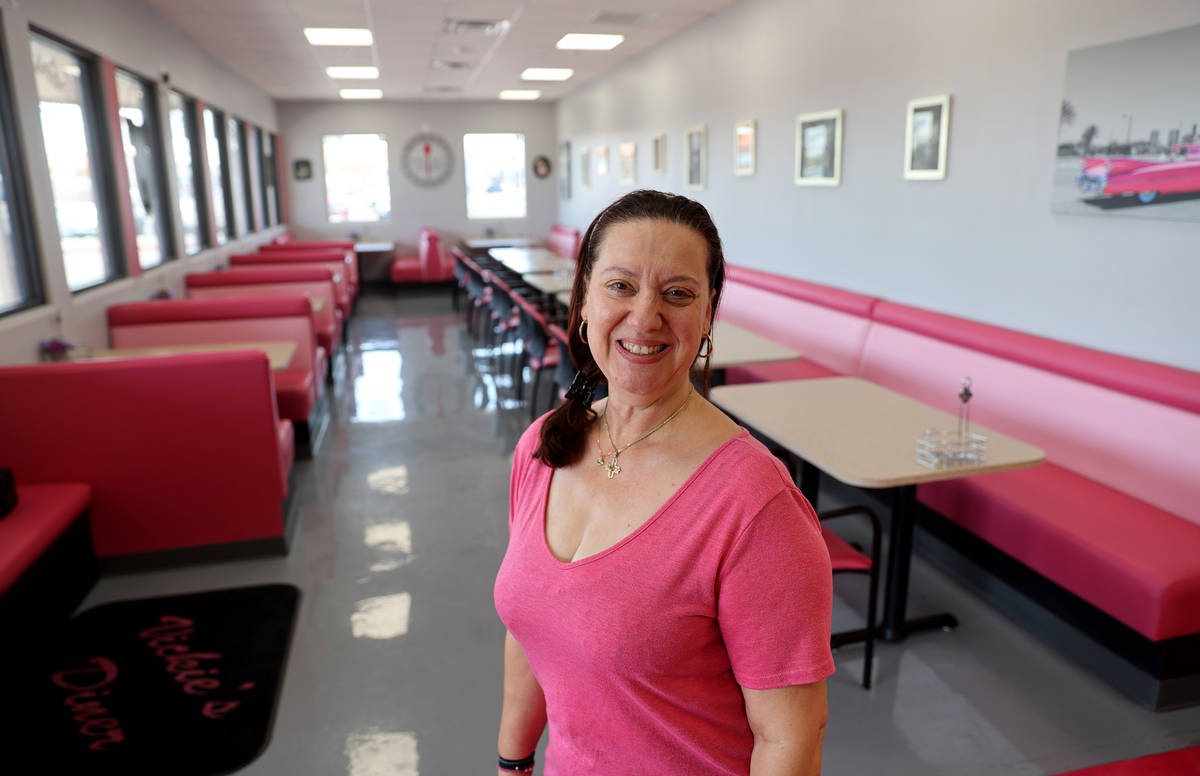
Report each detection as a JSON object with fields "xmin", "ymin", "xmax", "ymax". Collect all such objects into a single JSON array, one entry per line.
[{"xmin": 494, "ymin": 420, "xmax": 835, "ymax": 775}]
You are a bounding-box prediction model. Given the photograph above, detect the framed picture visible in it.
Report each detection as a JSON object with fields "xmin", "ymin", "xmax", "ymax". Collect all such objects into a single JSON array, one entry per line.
[
  {"xmin": 579, "ymin": 147, "xmax": 591, "ymax": 189},
  {"xmin": 618, "ymin": 142, "xmax": 636, "ymax": 185},
  {"xmin": 685, "ymin": 125, "xmax": 706, "ymax": 190},
  {"xmin": 596, "ymin": 145, "xmax": 609, "ymax": 176},
  {"xmin": 904, "ymin": 94, "xmax": 950, "ymax": 180},
  {"xmin": 652, "ymin": 133, "xmax": 666, "ymax": 174},
  {"xmin": 558, "ymin": 141, "xmax": 571, "ymax": 199},
  {"xmin": 531, "ymin": 155, "xmax": 552, "ymax": 179},
  {"xmin": 733, "ymin": 120, "xmax": 756, "ymax": 176},
  {"xmin": 795, "ymin": 109, "xmax": 843, "ymax": 186},
  {"xmin": 293, "ymin": 158, "xmax": 313, "ymax": 181}
]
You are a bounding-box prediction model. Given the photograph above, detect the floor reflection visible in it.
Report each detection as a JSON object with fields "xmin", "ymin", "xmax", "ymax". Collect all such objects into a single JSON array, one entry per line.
[
  {"xmin": 345, "ymin": 730, "xmax": 419, "ymax": 776},
  {"xmin": 350, "ymin": 592, "xmax": 412, "ymax": 639},
  {"xmin": 352, "ymin": 349, "xmax": 406, "ymax": 422}
]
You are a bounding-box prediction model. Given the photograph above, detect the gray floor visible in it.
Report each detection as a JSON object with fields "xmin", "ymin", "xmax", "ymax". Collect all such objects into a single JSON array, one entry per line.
[{"xmin": 79, "ymin": 287, "xmax": 1200, "ymax": 775}]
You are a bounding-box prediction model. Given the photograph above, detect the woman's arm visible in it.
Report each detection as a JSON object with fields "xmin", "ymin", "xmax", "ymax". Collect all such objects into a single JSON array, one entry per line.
[
  {"xmin": 497, "ymin": 630, "xmax": 547, "ymax": 773},
  {"xmin": 742, "ymin": 680, "xmax": 828, "ymax": 776}
]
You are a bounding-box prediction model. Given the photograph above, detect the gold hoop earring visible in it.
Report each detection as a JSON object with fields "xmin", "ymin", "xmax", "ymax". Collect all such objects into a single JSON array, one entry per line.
[
  {"xmin": 579, "ymin": 319, "xmax": 589, "ymax": 344},
  {"xmin": 697, "ymin": 334, "xmax": 713, "ymax": 359}
]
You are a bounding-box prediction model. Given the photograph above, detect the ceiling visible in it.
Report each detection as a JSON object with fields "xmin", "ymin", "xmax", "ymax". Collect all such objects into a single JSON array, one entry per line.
[{"xmin": 144, "ymin": 0, "xmax": 742, "ymax": 103}]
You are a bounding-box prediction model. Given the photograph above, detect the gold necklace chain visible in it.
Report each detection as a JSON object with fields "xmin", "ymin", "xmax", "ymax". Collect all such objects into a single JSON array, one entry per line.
[{"xmin": 594, "ymin": 387, "xmax": 694, "ymax": 479}]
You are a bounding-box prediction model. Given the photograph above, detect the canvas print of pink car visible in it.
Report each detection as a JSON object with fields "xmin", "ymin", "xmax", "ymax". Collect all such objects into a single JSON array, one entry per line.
[{"xmin": 1077, "ymin": 143, "xmax": 1200, "ymax": 204}]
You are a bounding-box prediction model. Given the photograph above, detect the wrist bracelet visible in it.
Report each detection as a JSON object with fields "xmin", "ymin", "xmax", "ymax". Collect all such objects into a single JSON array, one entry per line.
[{"xmin": 498, "ymin": 751, "xmax": 535, "ymax": 772}]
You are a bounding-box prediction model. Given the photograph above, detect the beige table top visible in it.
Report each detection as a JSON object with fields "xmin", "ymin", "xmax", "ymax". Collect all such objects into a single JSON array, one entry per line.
[
  {"xmin": 82, "ymin": 341, "xmax": 297, "ymax": 372},
  {"xmin": 466, "ymin": 236, "xmax": 537, "ymax": 249},
  {"xmin": 353, "ymin": 241, "xmax": 395, "ymax": 253},
  {"xmin": 707, "ymin": 320, "xmax": 800, "ymax": 370},
  {"xmin": 523, "ymin": 271, "xmax": 576, "ymax": 295},
  {"xmin": 711, "ymin": 377, "xmax": 1044, "ymax": 488},
  {"xmin": 489, "ymin": 247, "xmax": 567, "ymax": 274}
]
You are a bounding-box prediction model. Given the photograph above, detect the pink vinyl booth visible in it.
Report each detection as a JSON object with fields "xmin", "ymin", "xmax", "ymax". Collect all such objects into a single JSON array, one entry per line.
[
  {"xmin": 0, "ymin": 351, "xmax": 295, "ymax": 569},
  {"xmin": 106, "ymin": 296, "xmax": 329, "ymax": 456},
  {"xmin": 230, "ymin": 251, "xmax": 353, "ymax": 317},
  {"xmin": 548, "ymin": 224, "xmax": 580, "ymax": 260},
  {"xmin": 260, "ymin": 241, "xmax": 359, "ymax": 299},
  {"xmin": 185, "ymin": 266, "xmax": 342, "ymax": 356},
  {"xmin": 391, "ymin": 228, "xmax": 451, "ymax": 283}
]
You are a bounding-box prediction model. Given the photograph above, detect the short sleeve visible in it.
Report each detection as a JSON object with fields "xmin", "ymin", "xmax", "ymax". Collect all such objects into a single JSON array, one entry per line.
[{"xmin": 717, "ymin": 489, "xmax": 835, "ymax": 689}]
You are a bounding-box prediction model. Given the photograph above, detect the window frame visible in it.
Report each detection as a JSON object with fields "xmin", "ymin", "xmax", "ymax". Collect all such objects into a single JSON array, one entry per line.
[
  {"xmin": 202, "ymin": 104, "xmax": 234, "ymax": 244},
  {"xmin": 166, "ymin": 88, "xmax": 211, "ymax": 254},
  {"xmin": 0, "ymin": 28, "xmax": 43, "ymax": 316},
  {"xmin": 229, "ymin": 115, "xmax": 254, "ymax": 233},
  {"xmin": 114, "ymin": 66, "xmax": 174, "ymax": 269},
  {"xmin": 31, "ymin": 30, "xmax": 126, "ymax": 293}
]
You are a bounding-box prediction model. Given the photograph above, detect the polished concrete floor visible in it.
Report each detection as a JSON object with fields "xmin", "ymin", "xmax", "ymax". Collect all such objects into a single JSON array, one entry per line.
[{"xmin": 80, "ymin": 287, "xmax": 1200, "ymax": 775}]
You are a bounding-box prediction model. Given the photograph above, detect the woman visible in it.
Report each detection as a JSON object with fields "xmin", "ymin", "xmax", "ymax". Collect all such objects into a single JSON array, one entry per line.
[{"xmin": 494, "ymin": 190, "xmax": 833, "ymax": 775}]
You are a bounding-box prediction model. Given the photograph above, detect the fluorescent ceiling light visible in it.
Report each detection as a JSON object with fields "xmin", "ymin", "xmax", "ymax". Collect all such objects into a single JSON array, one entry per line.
[
  {"xmin": 340, "ymin": 88, "xmax": 383, "ymax": 99},
  {"xmin": 521, "ymin": 67, "xmax": 574, "ymax": 81},
  {"xmin": 304, "ymin": 27, "xmax": 374, "ymax": 46},
  {"xmin": 555, "ymin": 33, "xmax": 624, "ymax": 51},
  {"xmin": 499, "ymin": 90, "xmax": 541, "ymax": 100},
  {"xmin": 326, "ymin": 66, "xmax": 380, "ymax": 79}
]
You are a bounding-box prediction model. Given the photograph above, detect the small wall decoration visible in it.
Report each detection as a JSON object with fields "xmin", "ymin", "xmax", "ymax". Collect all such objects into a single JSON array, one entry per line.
[
  {"xmin": 293, "ymin": 159, "xmax": 312, "ymax": 181},
  {"xmin": 595, "ymin": 145, "xmax": 609, "ymax": 176},
  {"xmin": 652, "ymin": 133, "xmax": 666, "ymax": 174},
  {"xmin": 686, "ymin": 125, "xmax": 706, "ymax": 190},
  {"xmin": 532, "ymin": 155, "xmax": 552, "ymax": 179},
  {"xmin": 618, "ymin": 142, "xmax": 637, "ymax": 185},
  {"xmin": 579, "ymin": 147, "xmax": 591, "ymax": 188},
  {"xmin": 904, "ymin": 95, "xmax": 950, "ymax": 180},
  {"xmin": 558, "ymin": 141, "xmax": 571, "ymax": 199},
  {"xmin": 1052, "ymin": 23, "xmax": 1200, "ymax": 221},
  {"xmin": 795, "ymin": 109, "xmax": 843, "ymax": 186},
  {"xmin": 402, "ymin": 132, "xmax": 455, "ymax": 187},
  {"xmin": 734, "ymin": 119, "xmax": 756, "ymax": 176}
]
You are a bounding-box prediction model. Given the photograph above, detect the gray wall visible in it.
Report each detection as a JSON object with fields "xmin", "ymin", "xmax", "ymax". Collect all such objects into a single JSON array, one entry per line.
[
  {"xmin": 277, "ymin": 100, "xmax": 558, "ymax": 258},
  {"xmin": 556, "ymin": 0, "xmax": 1200, "ymax": 372},
  {"xmin": 0, "ymin": 0, "xmax": 282, "ymax": 365}
]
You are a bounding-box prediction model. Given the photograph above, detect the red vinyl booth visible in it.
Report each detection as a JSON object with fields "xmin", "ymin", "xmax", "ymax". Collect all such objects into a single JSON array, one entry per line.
[
  {"xmin": 230, "ymin": 251, "xmax": 353, "ymax": 317},
  {"xmin": 391, "ymin": 229, "xmax": 449, "ymax": 283}
]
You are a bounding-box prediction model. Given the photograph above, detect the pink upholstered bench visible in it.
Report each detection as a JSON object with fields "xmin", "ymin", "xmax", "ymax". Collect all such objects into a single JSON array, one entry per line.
[
  {"xmin": 391, "ymin": 229, "xmax": 450, "ymax": 284},
  {"xmin": 230, "ymin": 251, "xmax": 353, "ymax": 318},
  {"xmin": 106, "ymin": 296, "xmax": 328, "ymax": 456},
  {"xmin": 260, "ymin": 241, "xmax": 359, "ymax": 300},
  {"xmin": 718, "ymin": 264, "xmax": 880, "ymax": 383},
  {"xmin": 548, "ymin": 224, "xmax": 580, "ymax": 260},
  {"xmin": 857, "ymin": 300, "xmax": 1200, "ymax": 708},
  {"xmin": 0, "ymin": 352, "xmax": 294, "ymax": 568},
  {"xmin": 185, "ymin": 266, "xmax": 342, "ymax": 357}
]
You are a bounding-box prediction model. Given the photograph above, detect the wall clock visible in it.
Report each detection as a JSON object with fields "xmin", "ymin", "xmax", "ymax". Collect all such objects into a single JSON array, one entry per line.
[{"xmin": 402, "ymin": 133, "xmax": 454, "ymax": 187}]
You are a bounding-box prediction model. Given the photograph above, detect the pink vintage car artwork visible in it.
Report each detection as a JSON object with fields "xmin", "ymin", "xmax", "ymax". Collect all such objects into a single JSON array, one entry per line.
[{"xmin": 1077, "ymin": 143, "xmax": 1200, "ymax": 204}]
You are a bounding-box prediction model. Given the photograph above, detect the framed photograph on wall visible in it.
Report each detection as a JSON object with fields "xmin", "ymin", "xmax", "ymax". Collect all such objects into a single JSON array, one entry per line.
[
  {"xmin": 618, "ymin": 142, "xmax": 637, "ymax": 185},
  {"xmin": 558, "ymin": 140, "xmax": 571, "ymax": 199},
  {"xmin": 795, "ymin": 109, "xmax": 843, "ymax": 186},
  {"xmin": 580, "ymin": 146, "xmax": 591, "ymax": 188},
  {"xmin": 652, "ymin": 133, "xmax": 666, "ymax": 174},
  {"xmin": 733, "ymin": 120, "xmax": 756, "ymax": 176},
  {"xmin": 596, "ymin": 145, "xmax": 609, "ymax": 176},
  {"xmin": 686, "ymin": 125, "xmax": 706, "ymax": 190},
  {"xmin": 904, "ymin": 94, "xmax": 950, "ymax": 180}
]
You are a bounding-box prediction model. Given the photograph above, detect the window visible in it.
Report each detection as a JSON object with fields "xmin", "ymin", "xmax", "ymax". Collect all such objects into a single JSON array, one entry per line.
[
  {"xmin": 31, "ymin": 34, "xmax": 120, "ymax": 291},
  {"xmin": 463, "ymin": 133, "xmax": 526, "ymax": 220},
  {"xmin": 262, "ymin": 132, "xmax": 280, "ymax": 226},
  {"xmin": 227, "ymin": 117, "xmax": 251, "ymax": 236},
  {"xmin": 115, "ymin": 69, "xmax": 170, "ymax": 269},
  {"xmin": 166, "ymin": 91, "xmax": 208, "ymax": 254},
  {"xmin": 203, "ymin": 107, "xmax": 230, "ymax": 244},
  {"xmin": 0, "ymin": 40, "xmax": 40, "ymax": 314},
  {"xmin": 322, "ymin": 133, "xmax": 390, "ymax": 223},
  {"xmin": 248, "ymin": 125, "xmax": 263, "ymax": 230}
]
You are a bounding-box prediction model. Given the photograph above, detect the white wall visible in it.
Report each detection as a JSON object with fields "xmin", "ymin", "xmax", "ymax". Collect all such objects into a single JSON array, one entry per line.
[
  {"xmin": 277, "ymin": 100, "xmax": 558, "ymax": 256},
  {"xmin": 0, "ymin": 0, "xmax": 281, "ymax": 366},
  {"xmin": 556, "ymin": 0, "xmax": 1200, "ymax": 372}
]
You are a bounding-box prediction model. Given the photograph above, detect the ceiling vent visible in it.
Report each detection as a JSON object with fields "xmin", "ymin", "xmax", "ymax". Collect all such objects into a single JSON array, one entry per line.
[
  {"xmin": 432, "ymin": 59, "xmax": 474, "ymax": 70},
  {"xmin": 588, "ymin": 10, "xmax": 658, "ymax": 25},
  {"xmin": 443, "ymin": 19, "xmax": 511, "ymax": 36},
  {"xmin": 424, "ymin": 85, "xmax": 463, "ymax": 94}
]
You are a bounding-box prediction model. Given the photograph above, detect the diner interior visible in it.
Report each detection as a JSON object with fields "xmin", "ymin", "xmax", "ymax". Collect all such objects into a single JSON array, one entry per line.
[{"xmin": 1, "ymin": 0, "xmax": 1199, "ymax": 774}]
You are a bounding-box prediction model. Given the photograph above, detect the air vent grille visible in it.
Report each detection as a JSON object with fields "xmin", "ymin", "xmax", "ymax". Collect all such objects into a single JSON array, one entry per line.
[
  {"xmin": 443, "ymin": 19, "xmax": 511, "ymax": 36},
  {"xmin": 588, "ymin": 10, "xmax": 658, "ymax": 25},
  {"xmin": 432, "ymin": 59, "xmax": 474, "ymax": 70}
]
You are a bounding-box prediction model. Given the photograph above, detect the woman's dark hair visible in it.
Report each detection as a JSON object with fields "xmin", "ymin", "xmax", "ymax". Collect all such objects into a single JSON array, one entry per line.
[{"xmin": 534, "ymin": 189, "xmax": 726, "ymax": 468}]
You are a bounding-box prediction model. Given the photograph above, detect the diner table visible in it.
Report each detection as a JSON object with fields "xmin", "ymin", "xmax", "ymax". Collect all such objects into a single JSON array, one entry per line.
[
  {"xmin": 489, "ymin": 246, "xmax": 568, "ymax": 274},
  {"xmin": 81, "ymin": 341, "xmax": 297, "ymax": 372},
  {"xmin": 711, "ymin": 376, "xmax": 1045, "ymax": 642},
  {"xmin": 464, "ymin": 236, "xmax": 537, "ymax": 249},
  {"xmin": 706, "ymin": 320, "xmax": 801, "ymax": 377},
  {"xmin": 522, "ymin": 271, "xmax": 575, "ymax": 297}
]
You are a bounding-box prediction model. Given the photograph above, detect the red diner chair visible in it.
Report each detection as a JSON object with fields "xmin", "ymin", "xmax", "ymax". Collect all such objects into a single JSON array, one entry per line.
[{"xmin": 819, "ymin": 505, "xmax": 881, "ymax": 689}]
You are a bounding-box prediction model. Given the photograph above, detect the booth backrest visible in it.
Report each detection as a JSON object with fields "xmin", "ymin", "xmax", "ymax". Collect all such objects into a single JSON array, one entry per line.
[
  {"xmin": 185, "ymin": 269, "xmax": 337, "ymax": 334},
  {"xmin": 0, "ymin": 352, "xmax": 289, "ymax": 557},
  {"xmin": 260, "ymin": 243, "xmax": 358, "ymax": 289},
  {"xmin": 719, "ymin": 265, "xmax": 881, "ymax": 376},
  {"xmin": 858, "ymin": 301, "xmax": 1200, "ymax": 525},
  {"xmin": 420, "ymin": 230, "xmax": 447, "ymax": 280},
  {"xmin": 549, "ymin": 224, "xmax": 580, "ymax": 260},
  {"xmin": 230, "ymin": 253, "xmax": 350, "ymax": 306},
  {"xmin": 107, "ymin": 296, "xmax": 318, "ymax": 373}
]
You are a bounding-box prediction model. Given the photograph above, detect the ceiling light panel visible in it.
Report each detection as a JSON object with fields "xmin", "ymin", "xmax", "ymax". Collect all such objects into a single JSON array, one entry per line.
[
  {"xmin": 340, "ymin": 88, "xmax": 383, "ymax": 99},
  {"xmin": 327, "ymin": 66, "xmax": 380, "ymax": 79},
  {"xmin": 555, "ymin": 33, "xmax": 624, "ymax": 50},
  {"xmin": 305, "ymin": 27, "xmax": 374, "ymax": 46},
  {"xmin": 521, "ymin": 68, "xmax": 574, "ymax": 81},
  {"xmin": 499, "ymin": 90, "xmax": 540, "ymax": 100}
]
